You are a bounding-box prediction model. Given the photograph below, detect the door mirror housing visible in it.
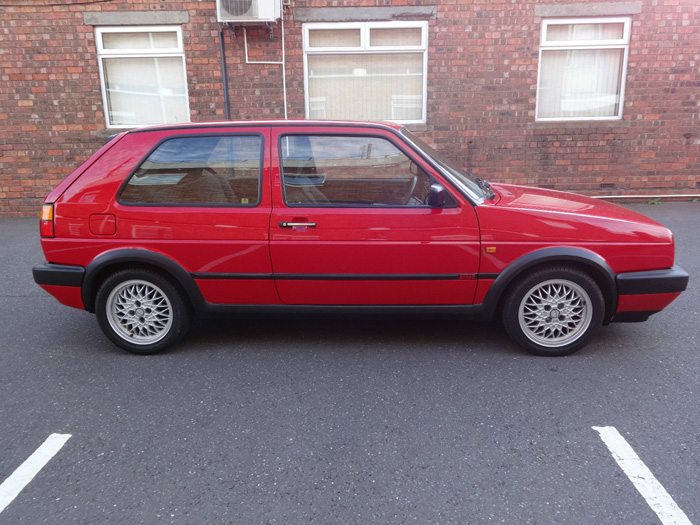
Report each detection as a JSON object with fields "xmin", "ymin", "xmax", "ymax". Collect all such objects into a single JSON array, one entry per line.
[{"xmin": 427, "ymin": 184, "xmax": 447, "ymax": 207}]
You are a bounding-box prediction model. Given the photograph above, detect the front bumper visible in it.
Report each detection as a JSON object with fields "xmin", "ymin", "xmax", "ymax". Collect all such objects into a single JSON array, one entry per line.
[{"xmin": 613, "ymin": 265, "xmax": 689, "ymax": 322}]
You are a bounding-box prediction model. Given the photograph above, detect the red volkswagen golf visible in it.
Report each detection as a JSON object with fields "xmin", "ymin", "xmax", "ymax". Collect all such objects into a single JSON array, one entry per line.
[{"xmin": 33, "ymin": 121, "xmax": 688, "ymax": 356}]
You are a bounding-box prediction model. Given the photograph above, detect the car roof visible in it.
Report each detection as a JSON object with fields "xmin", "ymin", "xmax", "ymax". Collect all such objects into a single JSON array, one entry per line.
[{"xmin": 125, "ymin": 119, "xmax": 405, "ymax": 135}]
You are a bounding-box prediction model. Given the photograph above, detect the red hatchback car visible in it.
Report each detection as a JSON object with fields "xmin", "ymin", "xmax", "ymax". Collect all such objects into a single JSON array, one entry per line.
[{"xmin": 33, "ymin": 120, "xmax": 688, "ymax": 356}]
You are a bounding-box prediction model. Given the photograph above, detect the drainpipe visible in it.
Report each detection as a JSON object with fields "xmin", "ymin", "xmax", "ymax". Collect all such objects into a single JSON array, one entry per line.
[{"xmin": 219, "ymin": 24, "xmax": 232, "ymax": 121}]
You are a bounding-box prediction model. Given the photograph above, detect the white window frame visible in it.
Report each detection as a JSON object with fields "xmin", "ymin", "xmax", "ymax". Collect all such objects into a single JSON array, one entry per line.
[
  {"xmin": 535, "ymin": 17, "xmax": 631, "ymax": 122},
  {"xmin": 96, "ymin": 25, "xmax": 190, "ymax": 129},
  {"xmin": 303, "ymin": 21, "xmax": 429, "ymax": 124}
]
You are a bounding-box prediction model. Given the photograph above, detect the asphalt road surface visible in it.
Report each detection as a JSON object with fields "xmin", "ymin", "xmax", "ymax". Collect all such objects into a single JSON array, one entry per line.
[{"xmin": 1, "ymin": 202, "xmax": 698, "ymax": 524}]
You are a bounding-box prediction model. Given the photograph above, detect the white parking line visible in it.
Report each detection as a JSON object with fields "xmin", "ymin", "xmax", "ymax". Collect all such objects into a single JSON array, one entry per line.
[
  {"xmin": 0, "ymin": 433, "xmax": 72, "ymax": 514},
  {"xmin": 593, "ymin": 426, "xmax": 691, "ymax": 525}
]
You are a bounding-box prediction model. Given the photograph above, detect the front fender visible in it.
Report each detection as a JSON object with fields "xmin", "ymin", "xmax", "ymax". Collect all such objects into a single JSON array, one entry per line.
[{"xmin": 481, "ymin": 247, "xmax": 617, "ymax": 323}]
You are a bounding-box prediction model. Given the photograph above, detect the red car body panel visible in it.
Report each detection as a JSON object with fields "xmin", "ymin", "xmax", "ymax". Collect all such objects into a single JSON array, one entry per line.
[
  {"xmin": 266, "ymin": 126, "xmax": 480, "ymax": 305},
  {"xmin": 34, "ymin": 120, "xmax": 687, "ymax": 328},
  {"xmin": 477, "ymin": 184, "xmax": 675, "ymax": 274},
  {"xmin": 616, "ymin": 293, "xmax": 681, "ymax": 313},
  {"xmin": 195, "ymin": 278, "xmax": 281, "ymax": 305},
  {"xmin": 37, "ymin": 284, "xmax": 85, "ymax": 310},
  {"xmin": 43, "ymin": 126, "xmax": 276, "ymax": 305}
]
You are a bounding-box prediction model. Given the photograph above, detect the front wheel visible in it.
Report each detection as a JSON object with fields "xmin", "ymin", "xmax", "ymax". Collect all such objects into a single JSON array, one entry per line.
[
  {"xmin": 95, "ymin": 269, "xmax": 190, "ymax": 355},
  {"xmin": 502, "ymin": 267, "xmax": 605, "ymax": 356}
]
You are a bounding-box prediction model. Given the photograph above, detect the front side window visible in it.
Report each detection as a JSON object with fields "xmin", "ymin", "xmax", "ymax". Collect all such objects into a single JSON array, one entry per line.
[
  {"xmin": 303, "ymin": 22, "xmax": 428, "ymax": 124},
  {"xmin": 280, "ymin": 135, "xmax": 434, "ymax": 207},
  {"xmin": 121, "ymin": 135, "xmax": 262, "ymax": 206},
  {"xmin": 96, "ymin": 26, "xmax": 190, "ymax": 128},
  {"xmin": 536, "ymin": 18, "xmax": 630, "ymax": 121}
]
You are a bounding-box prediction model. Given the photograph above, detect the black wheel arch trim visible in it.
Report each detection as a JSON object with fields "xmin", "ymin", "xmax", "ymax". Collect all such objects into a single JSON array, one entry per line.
[
  {"xmin": 480, "ymin": 247, "xmax": 618, "ymax": 323},
  {"xmin": 82, "ymin": 249, "xmax": 205, "ymax": 313}
]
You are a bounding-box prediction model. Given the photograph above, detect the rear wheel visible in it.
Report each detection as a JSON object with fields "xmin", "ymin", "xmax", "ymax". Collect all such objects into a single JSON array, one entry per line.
[
  {"xmin": 502, "ymin": 267, "xmax": 605, "ymax": 356},
  {"xmin": 95, "ymin": 269, "xmax": 190, "ymax": 355}
]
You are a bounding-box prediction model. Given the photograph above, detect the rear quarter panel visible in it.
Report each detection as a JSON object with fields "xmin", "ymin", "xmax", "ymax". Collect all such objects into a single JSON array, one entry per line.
[{"xmin": 42, "ymin": 128, "xmax": 276, "ymax": 306}]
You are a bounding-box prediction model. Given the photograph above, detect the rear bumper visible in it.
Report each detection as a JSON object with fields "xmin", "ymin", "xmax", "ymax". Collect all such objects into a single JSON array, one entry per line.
[
  {"xmin": 33, "ymin": 263, "xmax": 86, "ymax": 310},
  {"xmin": 33, "ymin": 263, "xmax": 84, "ymax": 287},
  {"xmin": 613, "ymin": 265, "xmax": 689, "ymax": 323}
]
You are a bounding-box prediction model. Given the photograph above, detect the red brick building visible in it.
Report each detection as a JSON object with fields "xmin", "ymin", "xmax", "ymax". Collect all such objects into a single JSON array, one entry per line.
[{"xmin": 1, "ymin": 0, "xmax": 699, "ymax": 216}]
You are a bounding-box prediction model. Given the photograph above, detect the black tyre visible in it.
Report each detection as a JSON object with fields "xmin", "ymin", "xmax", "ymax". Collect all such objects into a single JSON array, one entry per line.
[
  {"xmin": 95, "ymin": 269, "xmax": 190, "ymax": 355},
  {"xmin": 502, "ymin": 267, "xmax": 605, "ymax": 356}
]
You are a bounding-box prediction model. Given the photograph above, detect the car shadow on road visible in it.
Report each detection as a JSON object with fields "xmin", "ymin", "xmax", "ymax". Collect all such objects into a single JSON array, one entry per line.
[
  {"xmin": 40, "ymin": 304, "xmax": 627, "ymax": 359},
  {"xmin": 180, "ymin": 316, "xmax": 523, "ymax": 357},
  {"xmin": 173, "ymin": 312, "xmax": 636, "ymax": 359}
]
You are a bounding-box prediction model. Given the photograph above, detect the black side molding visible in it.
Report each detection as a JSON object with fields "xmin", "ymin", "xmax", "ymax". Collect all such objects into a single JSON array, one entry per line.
[
  {"xmin": 616, "ymin": 265, "xmax": 689, "ymax": 295},
  {"xmin": 201, "ymin": 302, "xmax": 485, "ymax": 320},
  {"xmin": 32, "ymin": 263, "xmax": 84, "ymax": 287},
  {"xmin": 191, "ymin": 272, "xmax": 500, "ymax": 281}
]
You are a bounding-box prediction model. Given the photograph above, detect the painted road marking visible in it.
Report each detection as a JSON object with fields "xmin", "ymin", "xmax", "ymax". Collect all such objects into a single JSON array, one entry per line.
[
  {"xmin": 593, "ymin": 426, "xmax": 691, "ymax": 525},
  {"xmin": 0, "ymin": 433, "xmax": 72, "ymax": 514}
]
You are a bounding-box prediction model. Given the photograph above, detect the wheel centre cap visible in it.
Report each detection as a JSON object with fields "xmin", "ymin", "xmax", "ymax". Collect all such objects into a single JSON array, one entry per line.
[{"xmin": 550, "ymin": 309, "xmax": 560, "ymax": 319}]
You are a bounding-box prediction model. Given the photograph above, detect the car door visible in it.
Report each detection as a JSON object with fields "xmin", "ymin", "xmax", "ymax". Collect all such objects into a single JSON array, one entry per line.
[{"xmin": 269, "ymin": 125, "xmax": 481, "ymax": 305}]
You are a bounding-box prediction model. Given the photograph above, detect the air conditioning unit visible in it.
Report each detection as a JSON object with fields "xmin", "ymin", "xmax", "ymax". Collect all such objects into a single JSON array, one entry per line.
[{"xmin": 217, "ymin": 0, "xmax": 282, "ymax": 23}]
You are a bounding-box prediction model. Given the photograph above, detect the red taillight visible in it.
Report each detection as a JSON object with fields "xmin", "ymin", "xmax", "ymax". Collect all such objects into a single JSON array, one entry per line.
[{"xmin": 40, "ymin": 204, "xmax": 54, "ymax": 238}]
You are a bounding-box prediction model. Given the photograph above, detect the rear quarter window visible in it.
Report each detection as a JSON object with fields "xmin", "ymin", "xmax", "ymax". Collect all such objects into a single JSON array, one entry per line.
[{"xmin": 119, "ymin": 134, "xmax": 263, "ymax": 206}]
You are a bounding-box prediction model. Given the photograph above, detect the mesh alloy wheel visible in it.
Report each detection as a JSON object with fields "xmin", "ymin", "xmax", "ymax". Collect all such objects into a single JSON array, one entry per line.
[
  {"xmin": 106, "ymin": 279, "xmax": 173, "ymax": 345},
  {"xmin": 96, "ymin": 269, "xmax": 190, "ymax": 355},
  {"xmin": 502, "ymin": 267, "xmax": 605, "ymax": 356},
  {"xmin": 518, "ymin": 279, "xmax": 593, "ymax": 348}
]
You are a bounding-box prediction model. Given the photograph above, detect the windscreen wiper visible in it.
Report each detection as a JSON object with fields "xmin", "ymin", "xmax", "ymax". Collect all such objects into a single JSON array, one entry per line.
[{"xmin": 475, "ymin": 177, "xmax": 496, "ymax": 201}]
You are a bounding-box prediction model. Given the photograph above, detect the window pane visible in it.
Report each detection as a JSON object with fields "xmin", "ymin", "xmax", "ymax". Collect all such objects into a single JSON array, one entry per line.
[
  {"xmin": 308, "ymin": 29, "xmax": 361, "ymax": 48},
  {"xmin": 538, "ymin": 48, "xmax": 625, "ymax": 118},
  {"xmin": 281, "ymin": 135, "xmax": 432, "ymax": 207},
  {"xmin": 546, "ymin": 23, "xmax": 625, "ymax": 42},
  {"xmin": 102, "ymin": 31, "xmax": 179, "ymax": 50},
  {"xmin": 307, "ymin": 53, "xmax": 423, "ymax": 121},
  {"xmin": 370, "ymin": 27, "xmax": 422, "ymax": 47},
  {"xmin": 122, "ymin": 136, "xmax": 262, "ymax": 205},
  {"xmin": 103, "ymin": 57, "xmax": 188, "ymax": 126}
]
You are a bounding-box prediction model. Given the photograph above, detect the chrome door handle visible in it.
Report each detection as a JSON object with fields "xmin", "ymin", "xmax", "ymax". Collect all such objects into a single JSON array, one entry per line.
[{"xmin": 279, "ymin": 221, "xmax": 316, "ymax": 228}]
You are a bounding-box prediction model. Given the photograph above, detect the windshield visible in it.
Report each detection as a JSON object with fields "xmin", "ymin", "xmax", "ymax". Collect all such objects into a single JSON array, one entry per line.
[{"xmin": 400, "ymin": 129, "xmax": 491, "ymax": 201}]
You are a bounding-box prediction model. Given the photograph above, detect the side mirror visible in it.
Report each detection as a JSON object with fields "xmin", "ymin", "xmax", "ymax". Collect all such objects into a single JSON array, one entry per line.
[{"xmin": 427, "ymin": 183, "xmax": 447, "ymax": 207}]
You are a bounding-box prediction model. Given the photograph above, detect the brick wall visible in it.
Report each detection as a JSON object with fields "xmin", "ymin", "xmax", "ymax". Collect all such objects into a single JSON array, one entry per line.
[
  {"xmin": 418, "ymin": 0, "xmax": 700, "ymax": 195},
  {"xmin": 1, "ymin": 0, "xmax": 698, "ymax": 216}
]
